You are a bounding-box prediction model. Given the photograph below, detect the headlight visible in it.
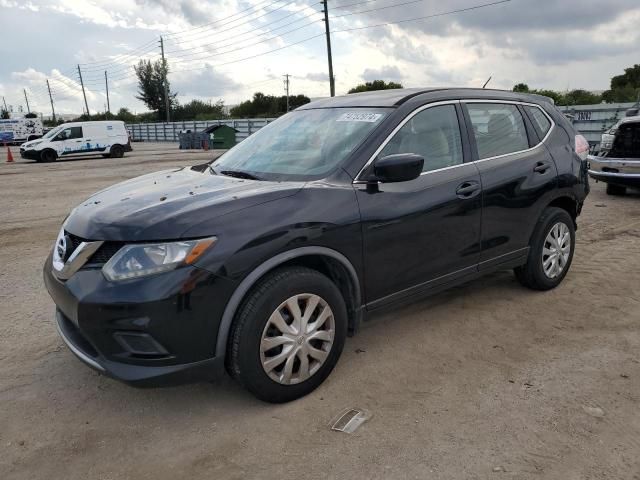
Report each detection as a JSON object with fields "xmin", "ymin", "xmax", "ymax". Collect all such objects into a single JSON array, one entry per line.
[{"xmin": 102, "ymin": 237, "xmax": 216, "ymax": 281}]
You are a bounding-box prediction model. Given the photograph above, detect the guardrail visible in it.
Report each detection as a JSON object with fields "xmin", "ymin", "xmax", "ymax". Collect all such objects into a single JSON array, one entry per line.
[{"xmin": 125, "ymin": 118, "xmax": 276, "ymax": 143}]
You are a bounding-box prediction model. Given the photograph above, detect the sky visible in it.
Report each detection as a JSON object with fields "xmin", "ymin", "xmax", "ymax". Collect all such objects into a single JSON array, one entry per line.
[{"xmin": 1, "ymin": 0, "xmax": 639, "ymax": 116}]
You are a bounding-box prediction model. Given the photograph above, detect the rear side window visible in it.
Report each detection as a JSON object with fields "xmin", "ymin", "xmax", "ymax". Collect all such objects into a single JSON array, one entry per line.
[
  {"xmin": 379, "ymin": 104, "xmax": 463, "ymax": 173},
  {"xmin": 524, "ymin": 106, "xmax": 552, "ymax": 139},
  {"xmin": 466, "ymin": 103, "xmax": 529, "ymax": 159}
]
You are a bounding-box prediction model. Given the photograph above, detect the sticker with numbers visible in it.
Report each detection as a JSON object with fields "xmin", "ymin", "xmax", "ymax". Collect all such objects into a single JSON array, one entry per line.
[{"xmin": 337, "ymin": 112, "xmax": 383, "ymax": 123}]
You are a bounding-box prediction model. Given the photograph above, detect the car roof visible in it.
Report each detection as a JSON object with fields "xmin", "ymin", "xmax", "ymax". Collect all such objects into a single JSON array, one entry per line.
[
  {"xmin": 298, "ymin": 88, "xmax": 553, "ymax": 109},
  {"xmin": 60, "ymin": 120, "xmax": 125, "ymax": 127}
]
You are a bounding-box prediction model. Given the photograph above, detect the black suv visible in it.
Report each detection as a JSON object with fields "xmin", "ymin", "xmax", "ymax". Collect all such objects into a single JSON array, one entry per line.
[{"xmin": 44, "ymin": 88, "xmax": 590, "ymax": 402}]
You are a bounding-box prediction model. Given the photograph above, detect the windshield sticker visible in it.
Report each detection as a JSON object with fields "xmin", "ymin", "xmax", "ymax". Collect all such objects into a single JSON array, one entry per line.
[{"xmin": 337, "ymin": 112, "xmax": 383, "ymax": 123}]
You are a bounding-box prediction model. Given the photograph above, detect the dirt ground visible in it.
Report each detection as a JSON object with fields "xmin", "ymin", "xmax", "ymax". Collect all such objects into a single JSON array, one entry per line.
[{"xmin": 1, "ymin": 142, "xmax": 639, "ymax": 479}]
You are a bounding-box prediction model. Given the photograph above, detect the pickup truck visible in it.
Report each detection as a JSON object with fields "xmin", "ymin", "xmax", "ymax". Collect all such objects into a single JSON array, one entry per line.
[{"xmin": 588, "ymin": 114, "xmax": 640, "ymax": 195}]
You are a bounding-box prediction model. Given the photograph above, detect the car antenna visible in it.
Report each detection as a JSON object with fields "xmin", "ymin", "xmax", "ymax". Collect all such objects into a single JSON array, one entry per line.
[{"xmin": 482, "ymin": 76, "xmax": 492, "ymax": 89}]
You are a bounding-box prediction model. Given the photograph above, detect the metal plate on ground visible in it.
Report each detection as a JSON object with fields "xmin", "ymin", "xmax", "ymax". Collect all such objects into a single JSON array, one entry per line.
[{"xmin": 330, "ymin": 408, "xmax": 371, "ymax": 434}]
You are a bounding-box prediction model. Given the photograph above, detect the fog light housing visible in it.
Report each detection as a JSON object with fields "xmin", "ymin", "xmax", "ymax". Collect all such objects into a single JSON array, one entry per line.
[{"xmin": 113, "ymin": 332, "xmax": 169, "ymax": 356}]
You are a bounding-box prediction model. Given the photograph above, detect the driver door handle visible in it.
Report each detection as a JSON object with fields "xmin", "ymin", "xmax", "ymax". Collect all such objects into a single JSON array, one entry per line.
[
  {"xmin": 456, "ymin": 181, "xmax": 481, "ymax": 199},
  {"xmin": 533, "ymin": 161, "xmax": 551, "ymax": 173}
]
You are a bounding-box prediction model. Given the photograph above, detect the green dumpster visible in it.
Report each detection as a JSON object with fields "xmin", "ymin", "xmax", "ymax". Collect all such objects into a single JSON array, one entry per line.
[{"xmin": 204, "ymin": 125, "xmax": 238, "ymax": 149}]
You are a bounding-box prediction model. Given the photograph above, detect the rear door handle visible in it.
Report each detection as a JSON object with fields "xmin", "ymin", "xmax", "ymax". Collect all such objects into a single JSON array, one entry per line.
[
  {"xmin": 534, "ymin": 161, "xmax": 551, "ymax": 173},
  {"xmin": 456, "ymin": 181, "xmax": 481, "ymax": 199}
]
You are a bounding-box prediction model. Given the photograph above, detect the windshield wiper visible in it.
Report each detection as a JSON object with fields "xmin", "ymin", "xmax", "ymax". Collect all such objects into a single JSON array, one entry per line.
[{"xmin": 220, "ymin": 170, "xmax": 262, "ymax": 181}]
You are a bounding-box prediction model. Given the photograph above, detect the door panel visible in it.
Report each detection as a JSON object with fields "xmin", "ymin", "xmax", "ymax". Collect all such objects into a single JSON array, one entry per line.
[
  {"xmin": 463, "ymin": 102, "xmax": 558, "ymax": 266},
  {"xmin": 356, "ymin": 165, "xmax": 482, "ymax": 305},
  {"xmin": 355, "ymin": 103, "xmax": 481, "ymax": 307}
]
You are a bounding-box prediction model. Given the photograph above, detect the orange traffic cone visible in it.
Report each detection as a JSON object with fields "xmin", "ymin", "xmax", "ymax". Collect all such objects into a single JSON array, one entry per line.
[{"xmin": 6, "ymin": 145, "xmax": 14, "ymax": 163}]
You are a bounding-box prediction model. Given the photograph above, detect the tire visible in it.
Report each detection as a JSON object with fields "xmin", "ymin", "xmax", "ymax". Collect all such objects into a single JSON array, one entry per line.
[
  {"xmin": 514, "ymin": 207, "xmax": 575, "ymax": 291},
  {"xmin": 227, "ymin": 266, "xmax": 348, "ymax": 403},
  {"xmin": 39, "ymin": 149, "xmax": 56, "ymax": 163},
  {"xmin": 110, "ymin": 144, "xmax": 125, "ymax": 158},
  {"xmin": 606, "ymin": 183, "xmax": 626, "ymax": 196}
]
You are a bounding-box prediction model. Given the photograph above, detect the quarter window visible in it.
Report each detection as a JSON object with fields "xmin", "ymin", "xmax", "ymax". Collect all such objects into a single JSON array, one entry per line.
[
  {"xmin": 379, "ymin": 105, "xmax": 463, "ymax": 173},
  {"xmin": 466, "ymin": 103, "xmax": 529, "ymax": 159},
  {"xmin": 524, "ymin": 106, "xmax": 552, "ymax": 138}
]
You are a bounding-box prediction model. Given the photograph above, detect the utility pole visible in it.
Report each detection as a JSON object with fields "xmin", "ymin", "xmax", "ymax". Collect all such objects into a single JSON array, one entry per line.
[
  {"xmin": 46, "ymin": 79, "xmax": 56, "ymax": 124},
  {"xmin": 105, "ymin": 71, "xmax": 110, "ymax": 114},
  {"xmin": 321, "ymin": 0, "xmax": 335, "ymax": 97},
  {"xmin": 23, "ymin": 89, "xmax": 30, "ymax": 113},
  {"xmin": 2, "ymin": 96, "xmax": 7, "ymax": 113},
  {"xmin": 283, "ymin": 74, "xmax": 290, "ymax": 112},
  {"xmin": 160, "ymin": 36, "xmax": 171, "ymax": 122},
  {"xmin": 77, "ymin": 64, "xmax": 90, "ymax": 117}
]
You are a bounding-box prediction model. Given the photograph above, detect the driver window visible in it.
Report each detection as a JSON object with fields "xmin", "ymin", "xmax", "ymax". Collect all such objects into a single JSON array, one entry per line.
[
  {"xmin": 54, "ymin": 126, "xmax": 83, "ymax": 141},
  {"xmin": 380, "ymin": 105, "xmax": 463, "ymax": 173}
]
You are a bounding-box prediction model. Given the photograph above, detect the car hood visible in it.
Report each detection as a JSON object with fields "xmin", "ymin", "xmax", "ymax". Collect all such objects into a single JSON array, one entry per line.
[
  {"xmin": 21, "ymin": 139, "xmax": 42, "ymax": 149},
  {"xmin": 64, "ymin": 167, "xmax": 305, "ymax": 241}
]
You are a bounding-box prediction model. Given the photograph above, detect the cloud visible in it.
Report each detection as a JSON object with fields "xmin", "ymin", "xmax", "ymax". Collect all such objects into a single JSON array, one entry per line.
[
  {"xmin": 305, "ymin": 72, "xmax": 328, "ymax": 82},
  {"xmin": 362, "ymin": 65, "xmax": 403, "ymax": 82}
]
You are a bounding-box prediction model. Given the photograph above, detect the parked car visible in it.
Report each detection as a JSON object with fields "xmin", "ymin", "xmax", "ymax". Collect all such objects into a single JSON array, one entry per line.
[
  {"xmin": 20, "ymin": 120, "xmax": 131, "ymax": 162},
  {"xmin": 588, "ymin": 114, "xmax": 640, "ymax": 195},
  {"xmin": 43, "ymin": 88, "xmax": 590, "ymax": 402}
]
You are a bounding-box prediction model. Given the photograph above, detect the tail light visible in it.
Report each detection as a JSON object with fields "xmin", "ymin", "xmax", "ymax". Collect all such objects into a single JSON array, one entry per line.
[{"xmin": 575, "ymin": 134, "xmax": 589, "ymax": 160}]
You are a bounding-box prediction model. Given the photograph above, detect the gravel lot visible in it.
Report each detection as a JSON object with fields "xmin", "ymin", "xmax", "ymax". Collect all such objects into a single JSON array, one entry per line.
[{"xmin": 1, "ymin": 142, "xmax": 639, "ymax": 479}]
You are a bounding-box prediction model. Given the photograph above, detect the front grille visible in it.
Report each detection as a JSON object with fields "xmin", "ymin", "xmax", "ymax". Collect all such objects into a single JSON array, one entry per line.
[
  {"xmin": 88, "ymin": 242, "xmax": 124, "ymax": 265},
  {"xmin": 65, "ymin": 231, "xmax": 123, "ymax": 266}
]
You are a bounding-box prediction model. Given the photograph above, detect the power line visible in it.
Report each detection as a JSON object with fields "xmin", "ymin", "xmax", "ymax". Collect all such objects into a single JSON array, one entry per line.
[
  {"xmin": 332, "ymin": 0, "xmax": 379, "ymax": 9},
  {"xmin": 164, "ymin": 0, "xmax": 280, "ymax": 37},
  {"xmin": 333, "ymin": 0, "xmax": 511, "ymax": 32},
  {"xmin": 164, "ymin": 9, "xmax": 320, "ymax": 55},
  {"xmin": 166, "ymin": 1, "xmax": 309, "ymax": 47}
]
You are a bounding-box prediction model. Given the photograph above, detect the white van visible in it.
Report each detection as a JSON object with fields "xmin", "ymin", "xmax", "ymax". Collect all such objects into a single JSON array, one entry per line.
[{"xmin": 19, "ymin": 120, "xmax": 131, "ymax": 162}]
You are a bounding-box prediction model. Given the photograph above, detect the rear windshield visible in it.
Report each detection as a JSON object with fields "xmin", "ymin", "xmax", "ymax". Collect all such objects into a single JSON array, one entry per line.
[{"xmin": 212, "ymin": 108, "xmax": 390, "ymax": 181}]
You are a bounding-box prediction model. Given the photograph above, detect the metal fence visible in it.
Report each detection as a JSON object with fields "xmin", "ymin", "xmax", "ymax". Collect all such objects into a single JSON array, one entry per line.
[
  {"xmin": 125, "ymin": 118, "xmax": 276, "ymax": 143},
  {"xmin": 558, "ymin": 102, "xmax": 636, "ymax": 150}
]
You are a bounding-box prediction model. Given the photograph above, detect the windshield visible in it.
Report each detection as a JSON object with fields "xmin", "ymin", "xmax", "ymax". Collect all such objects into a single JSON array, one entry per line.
[
  {"xmin": 43, "ymin": 126, "xmax": 64, "ymax": 139},
  {"xmin": 212, "ymin": 108, "xmax": 389, "ymax": 181}
]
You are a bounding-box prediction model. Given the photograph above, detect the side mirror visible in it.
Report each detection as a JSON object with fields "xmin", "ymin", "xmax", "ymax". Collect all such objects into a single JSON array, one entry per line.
[{"xmin": 373, "ymin": 153, "xmax": 424, "ymax": 183}]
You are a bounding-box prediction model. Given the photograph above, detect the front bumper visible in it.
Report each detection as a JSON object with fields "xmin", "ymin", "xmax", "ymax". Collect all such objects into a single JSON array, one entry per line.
[
  {"xmin": 587, "ymin": 155, "xmax": 640, "ymax": 187},
  {"xmin": 20, "ymin": 148, "xmax": 40, "ymax": 160},
  {"xmin": 43, "ymin": 254, "xmax": 236, "ymax": 386}
]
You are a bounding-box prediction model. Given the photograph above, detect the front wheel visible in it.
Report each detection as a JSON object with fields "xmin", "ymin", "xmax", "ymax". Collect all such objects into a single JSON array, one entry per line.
[
  {"xmin": 39, "ymin": 149, "xmax": 56, "ymax": 163},
  {"xmin": 227, "ymin": 267, "xmax": 347, "ymax": 403},
  {"xmin": 515, "ymin": 207, "xmax": 575, "ymax": 291}
]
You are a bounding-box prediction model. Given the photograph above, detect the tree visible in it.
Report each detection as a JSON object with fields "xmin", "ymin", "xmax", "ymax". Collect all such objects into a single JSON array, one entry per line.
[
  {"xmin": 173, "ymin": 99, "xmax": 227, "ymax": 121},
  {"xmin": 1, "ymin": 109, "xmax": 10, "ymax": 119},
  {"xmin": 512, "ymin": 83, "xmax": 530, "ymax": 93},
  {"xmin": 348, "ymin": 80, "xmax": 403, "ymax": 94},
  {"xmin": 602, "ymin": 64, "xmax": 640, "ymax": 103},
  {"xmin": 229, "ymin": 92, "xmax": 310, "ymax": 117},
  {"xmin": 134, "ymin": 59, "xmax": 177, "ymax": 121},
  {"xmin": 115, "ymin": 107, "xmax": 138, "ymax": 123},
  {"xmin": 25, "ymin": 112, "xmax": 38, "ymax": 118}
]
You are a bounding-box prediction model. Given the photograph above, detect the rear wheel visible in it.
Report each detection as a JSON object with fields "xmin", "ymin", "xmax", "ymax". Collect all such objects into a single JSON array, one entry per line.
[
  {"xmin": 39, "ymin": 149, "xmax": 56, "ymax": 163},
  {"xmin": 110, "ymin": 144, "xmax": 125, "ymax": 158},
  {"xmin": 515, "ymin": 207, "xmax": 575, "ymax": 291},
  {"xmin": 227, "ymin": 267, "xmax": 347, "ymax": 403},
  {"xmin": 606, "ymin": 183, "xmax": 626, "ymax": 196}
]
